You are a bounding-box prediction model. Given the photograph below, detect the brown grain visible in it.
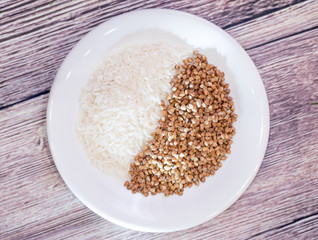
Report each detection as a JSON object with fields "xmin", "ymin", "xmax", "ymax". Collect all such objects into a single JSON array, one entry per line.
[{"xmin": 125, "ymin": 51, "xmax": 237, "ymax": 196}]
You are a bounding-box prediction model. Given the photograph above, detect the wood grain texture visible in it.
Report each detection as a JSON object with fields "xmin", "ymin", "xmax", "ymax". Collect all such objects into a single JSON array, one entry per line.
[
  {"xmin": 0, "ymin": 0, "xmax": 307, "ymax": 108},
  {"xmin": 227, "ymin": 0, "xmax": 318, "ymax": 50},
  {"xmin": 1, "ymin": 0, "xmax": 318, "ymax": 239}
]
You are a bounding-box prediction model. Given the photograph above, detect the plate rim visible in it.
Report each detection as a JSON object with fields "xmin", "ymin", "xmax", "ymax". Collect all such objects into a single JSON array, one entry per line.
[{"xmin": 47, "ymin": 8, "xmax": 270, "ymax": 232}]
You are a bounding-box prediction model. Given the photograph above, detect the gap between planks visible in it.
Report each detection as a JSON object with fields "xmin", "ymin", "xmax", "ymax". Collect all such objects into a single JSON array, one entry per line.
[{"xmin": 1, "ymin": 0, "xmax": 317, "ymax": 111}]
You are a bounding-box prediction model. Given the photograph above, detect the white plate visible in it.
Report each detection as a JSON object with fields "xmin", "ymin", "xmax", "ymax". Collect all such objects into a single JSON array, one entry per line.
[{"xmin": 47, "ymin": 9, "xmax": 270, "ymax": 232}]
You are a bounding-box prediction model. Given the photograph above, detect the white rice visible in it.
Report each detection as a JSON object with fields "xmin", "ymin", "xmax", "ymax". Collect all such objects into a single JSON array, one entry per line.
[{"xmin": 76, "ymin": 42, "xmax": 191, "ymax": 181}]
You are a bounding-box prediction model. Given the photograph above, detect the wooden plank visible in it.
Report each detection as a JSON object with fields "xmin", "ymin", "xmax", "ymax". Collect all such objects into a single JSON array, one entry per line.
[
  {"xmin": 0, "ymin": 96, "xmax": 98, "ymax": 239},
  {"xmin": 248, "ymin": 213, "xmax": 318, "ymax": 239},
  {"xmin": 227, "ymin": 0, "xmax": 318, "ymax": 50},
  {"xmin": 0, "ymin": 0, "xmax": 307, "ymax": 108},
  {"xmin": 1, "ymin": 26, "xmax": 317, "ymax": 239},
  {"xmin": 0, "ymin": 0, "xmax": 304, "ymax": 37}
]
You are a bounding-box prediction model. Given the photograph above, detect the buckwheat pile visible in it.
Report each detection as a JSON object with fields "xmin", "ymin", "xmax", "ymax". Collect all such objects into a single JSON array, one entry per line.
[{"xmin": 124, "ymin": 51, "xmax": 237, "ymax": 196}]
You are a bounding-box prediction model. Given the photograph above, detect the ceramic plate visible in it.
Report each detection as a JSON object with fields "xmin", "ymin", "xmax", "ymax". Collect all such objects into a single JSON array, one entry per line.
[{"xmin": 47, "ymin": 9, "xmax": 270, "ymax": 232}]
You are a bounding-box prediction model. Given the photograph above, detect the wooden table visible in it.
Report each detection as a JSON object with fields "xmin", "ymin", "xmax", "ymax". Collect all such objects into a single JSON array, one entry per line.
[{"xmin": 1, "ymin": 0, "xmax": 317, "ymax": 239}]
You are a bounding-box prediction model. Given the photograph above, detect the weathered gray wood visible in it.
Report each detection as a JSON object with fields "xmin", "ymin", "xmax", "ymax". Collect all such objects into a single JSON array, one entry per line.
[
  {"xmin": 1, "ymin": 23, "xmax": 317, "ymax": 240},
  {"xmin": 248, "ymin": 213, "xmax": 318, "ymax": 239},
  {"xmin": 1, "ymin": 0, "xmax": 318, "ymax": 239},
  {"xmin": 227, "ymin": 0, "xmax": 318, "ymax": 50},
  {"xmin": 0, "ymin": 0, "xmax": 308, "ymax": 108}
]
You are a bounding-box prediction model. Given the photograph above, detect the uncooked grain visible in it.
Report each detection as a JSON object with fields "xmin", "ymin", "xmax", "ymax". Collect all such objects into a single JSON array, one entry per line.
[
  {"xmin": 76, "ymin": 42, "xmax": 191, "ymax": 181},
  {"xmin": 125, "ymin": 51, "xmax": 237, "ymax": 196}
]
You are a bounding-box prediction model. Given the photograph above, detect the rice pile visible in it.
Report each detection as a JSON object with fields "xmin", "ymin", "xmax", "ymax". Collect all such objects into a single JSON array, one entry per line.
[{"xmin": 76, "ymin": 42, "xmax": 191, "ymax": 181}]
